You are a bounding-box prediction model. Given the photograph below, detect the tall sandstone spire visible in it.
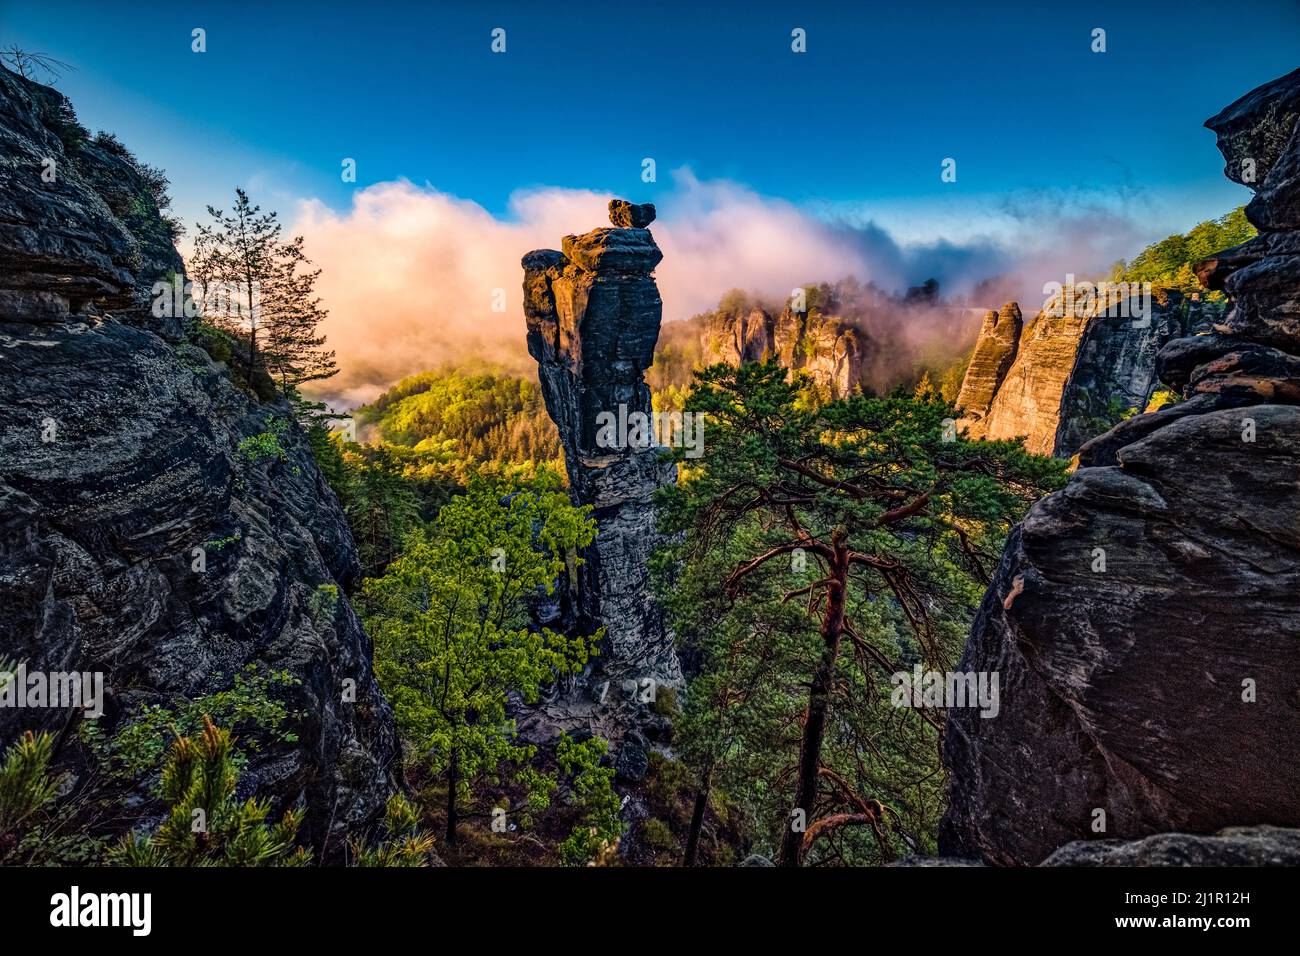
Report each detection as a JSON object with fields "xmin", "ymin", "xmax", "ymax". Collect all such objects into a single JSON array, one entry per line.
[
  {"xmin": 941, "ymin": 67, "xmax": 1300, "ymax": 865},
  {"xmin": 521, "ymin": 200, "xmax": 682, "ymax": 697}
]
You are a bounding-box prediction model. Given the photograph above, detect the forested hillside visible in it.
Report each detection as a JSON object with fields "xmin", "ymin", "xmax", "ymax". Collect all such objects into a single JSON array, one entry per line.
[{"xmin": 1111, "ymin": 206, "xmax": 1255, "ymax": 291}]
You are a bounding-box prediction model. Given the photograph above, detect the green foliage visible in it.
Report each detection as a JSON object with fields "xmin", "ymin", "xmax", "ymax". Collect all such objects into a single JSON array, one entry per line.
[
  {"xmin": 1112, "ymin": 207, "xmax": 1255, "ymax": 288},
  {"xmin": 655, "ymin": 360, "xmax": 1067, "ymax": 864},
  {"xmin": 237, "ymin": 416, "xmax": 289, "ymax": 465},
  {"xmin": 331, "ymin": 441, "xmax": 429, "ymax": 578},
  {"xmin": 1145, "ymin": 387, "xmax": 1182, "ymax": 412},
  {"xmin": 307, "ymin": 583, "xmax": 339, "ymax": 625},
  {"xmin": 188, "ymin": 316, "xmax": 235, "ymax": 364},
  {"xmin": 109, "ymin": 718, "xmax": 309, "ymax": 866},
  {"xmin": 351, "ymin": 793, "xmax": 438, "ymax": 866},
  {"xmin": 641, "ymin": 817, "xmax": 677, "ymax": 854},
  {"xmin": 0, "ymin": 731, "xmax": 63, "ymax": 861},
  {"xmin": 361, "ymin": 471, "xmax": 600, "ymax": 841},
  {"xmin": 356, "ymin": 364, "xmax": 562, "ymax": 479},
  {"xmin": 201, "ymin": 530, "xmax": 242, "ymax": 551},
  {"xmin": 190, "ymin": 187, "xmax": 337, "ymax": 390},
  {"xmin": 80, "ymin": 665, "xmax": 301, "ymax": 779},
  {"xmin": 556, "ymin": 735, "xmax": 623, "ymax": 865}
]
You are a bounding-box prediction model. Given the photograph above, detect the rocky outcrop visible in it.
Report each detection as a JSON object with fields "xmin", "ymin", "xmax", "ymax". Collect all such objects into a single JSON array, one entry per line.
[
  {"xmin": 521, "ymin": 201, "xmax": 682, "ymax": 701},
  {"xmin": 1054, "ymin": 290, "xmax": 1210, "ymax": 455},
  {"xmin": 957, "ymin": 292, "xmax": 1201, "ymax": 457},
  {"xmin": 954, "ymin": 303, "xmax": 1022, "ymax": 424},
  {"xmin": 0, "ymin": 67, "xmax": 397, "ymax": 856},
  {"xmin": 940, "ymin": 68, "xmax": 1300, "ymax": 865},
  {"xmin": 691, "ymin": 281, "xmax": 979, "ymax": 400},
  {"xmin": 773, "ymin": 306, "xmax": 871, "ymax": 398},
  {"xmin": 698, "ymin": 304, "xmax": 872, "ymax": 398},
  {"xmin": 1042, "ymin": 825, "xmax": 1300, "ymax": 867}
]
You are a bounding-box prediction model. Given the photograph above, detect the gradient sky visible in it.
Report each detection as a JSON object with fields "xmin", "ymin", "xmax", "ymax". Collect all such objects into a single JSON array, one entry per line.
[{"xmin": 3, "ymin": 0, "xmax": 1297, "ymax": 238}]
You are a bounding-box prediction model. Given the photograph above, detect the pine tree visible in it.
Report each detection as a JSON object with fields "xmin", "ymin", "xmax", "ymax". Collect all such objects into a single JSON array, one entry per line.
[
  {"xmin": 190, "ymin": 189, "xmax": 337, "ymax": 391},
  {"xmin": 109, "ymin": 717, "xmax": 309, "ymax": 866},
  {"xmin": 351, "ymin": 794, "xmax": 437, "ymax": 866},
  {"xmin": 0, "ymin": 731, "xmax": 62, "ymax": 862},
  {"xmin": 262, "ymin": 235, "xmax": 338, "ymax": 388},
  {"xmin": 658, "ymin": 360, "xmax": 1067, "ymax": 866},
  {"xmin": 191, "ymin": 188, "xmax": 279, "ymax": 378},
  {"xmin": 913, "ymin": 370, "xmax": 936, "ymax": 400}
]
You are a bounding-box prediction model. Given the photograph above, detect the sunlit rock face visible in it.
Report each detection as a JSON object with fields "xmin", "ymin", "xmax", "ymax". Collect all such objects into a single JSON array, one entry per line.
[
  {"xmin": 955, "ymin": 294, "xmax": 1202, "ymax": 458},
  {"xmin": 522, "ymin": 201, "xmax": 682, "ymax": 695},
  {"xmin": 941, "ymin": 68, "xmax": 1300, "ymax": 866},
  {"xmin": 954, "ymin": 303, "xmax": 1023, "ymax": 428},
  {"xmin": 694, "ymin": 303, "xmax": 872, "ymax": 399},
  {"xmin": 0, "ymin": 66, "xmax": 398, "ymax": 857}
]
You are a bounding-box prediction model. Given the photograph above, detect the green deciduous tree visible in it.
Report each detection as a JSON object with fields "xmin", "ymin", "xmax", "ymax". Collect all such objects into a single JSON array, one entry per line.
[
  {"xmin": 556, "ymin": 734, "xmax": 623, "ymax": 865},
  {"xmin": 361, "ymin": 471, "xmax": 600, "ymax": 843}
]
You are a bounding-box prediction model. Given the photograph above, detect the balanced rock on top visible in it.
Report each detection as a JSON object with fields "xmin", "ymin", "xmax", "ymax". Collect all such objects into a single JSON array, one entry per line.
[{"xmin": 608, "ymin": 199, "xmax": 656, "ymax": 228}]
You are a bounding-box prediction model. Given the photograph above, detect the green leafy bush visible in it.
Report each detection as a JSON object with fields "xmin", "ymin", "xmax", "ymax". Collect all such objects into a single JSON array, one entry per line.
[
  {"xmin": 238, "ymin": 417, "xmax": 289, "ymax": 464},
  {"xmin": 556, "ymin": 734, "xmax": 623, "ymax": 866},
  {"xmin": 80, "ymin": 665, "xmax": 301, "ymax": 779}
]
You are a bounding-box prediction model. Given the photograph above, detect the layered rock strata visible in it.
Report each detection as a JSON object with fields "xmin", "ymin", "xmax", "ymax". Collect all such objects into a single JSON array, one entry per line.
[
  {"xmin": 940, "ymin": 68, "xmax": 1300, "ymax": 865},
  {"xmin": 0, "ymin": 66, "xmax": 397, "ymax": 855},
  {"xmin": 521, "ymin": 200, "xmax": 682, "ymax": 697}
]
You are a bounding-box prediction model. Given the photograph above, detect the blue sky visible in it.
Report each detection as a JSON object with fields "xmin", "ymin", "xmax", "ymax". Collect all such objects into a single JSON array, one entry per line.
[{"xmin": 3, "ymin": 0, "xmax": 1297, "ymax": 238}]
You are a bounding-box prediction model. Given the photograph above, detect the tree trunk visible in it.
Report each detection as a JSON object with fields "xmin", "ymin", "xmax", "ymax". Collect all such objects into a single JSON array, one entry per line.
[
  {"xmin": 683, "ymin": 767, "xmax": 713, "ymax": 867},
  {"xmin": 780, "ymin": 533, "xmax": 848, "ymax": 867},
  {"xmin": 246, "ymin": 278, "xmax": 257, "ymax": 378},
  {"xmin": 445, "ymin": 748, "xmax": 459, "ymax": 845}
]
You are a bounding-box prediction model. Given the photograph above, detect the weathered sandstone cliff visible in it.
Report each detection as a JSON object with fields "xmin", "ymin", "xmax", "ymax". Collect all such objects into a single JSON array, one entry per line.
[
  {"xmin": 956, "ymin": 292, "xmax": 1203, "ymax": 457},
  {"xmin": 521, "ymin": 201, "xmax": 682, "ymax": 700},
  {"xmin": 0, "ymin": 66, "xmax": 397, "ymax": 855},
  {"xmin": 940, "ymin": 67, "xmax": 1300, "ymax": 865},
  {"xmin": 691, "ymin": 280, "xmax": 979, "ymax": 399}
]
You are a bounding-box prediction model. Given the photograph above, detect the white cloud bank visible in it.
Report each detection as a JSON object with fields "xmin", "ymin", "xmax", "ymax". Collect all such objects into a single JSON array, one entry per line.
[{"xmin": 289, "ymin": 170, "xmax": 1187, "ymax": 407}]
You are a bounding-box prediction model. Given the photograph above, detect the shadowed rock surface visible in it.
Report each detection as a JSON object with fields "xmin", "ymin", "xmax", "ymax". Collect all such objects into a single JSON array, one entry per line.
[
  {"xmin": 521, "ymin": 201, "xmax": 682, "ymax": 725},
  {"xmin": 1042, "ymin": 826, "xmax": 1300, "ymax": 866},
  {"xmin": 0, "ymin": 66, "xmax": 398, "ymax": 856},
  {"xmin": 940, "ymin": 67, "xmax": 1300, "ymax": 866}
]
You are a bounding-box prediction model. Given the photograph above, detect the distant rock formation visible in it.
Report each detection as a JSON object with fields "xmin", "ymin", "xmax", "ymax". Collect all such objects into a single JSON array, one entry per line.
[
  {"xmin": 521, "ymin": 201, "xmax": 682, "ymax": 701},
  {"xmin": 953, "ymin": 303, "xmax": 1022, "ymax": 424},
  {"xmin": 940, "ymin": 67, "xmax": 1300, "ymax": 865},
  {"xmin": 687, "ymin": 280, "xmax": 977, "ymax": 399},
  {"xmin": 0, "ymin": 66, "xmax": 398, "ymax": 855},
  {"xmin": 956, "ymin": 292, "xmax": 1204, "ymax": 457}
]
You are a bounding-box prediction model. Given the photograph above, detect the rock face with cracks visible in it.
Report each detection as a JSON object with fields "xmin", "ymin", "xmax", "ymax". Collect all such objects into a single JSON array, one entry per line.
[
  {"xmin": 955, "ymin": 294, "xmax": 1206, "ymax": 458},
  {"xmin": 0, "ymin": 66, "xmax": 398, "ymax": 858},
  {"xmin": 940, "ymin": 68, "xmax": 1300, "ymax": 865},
  {"xmin": 521, "ymin": 201, "xmax": 682, "ymax": 718}
]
